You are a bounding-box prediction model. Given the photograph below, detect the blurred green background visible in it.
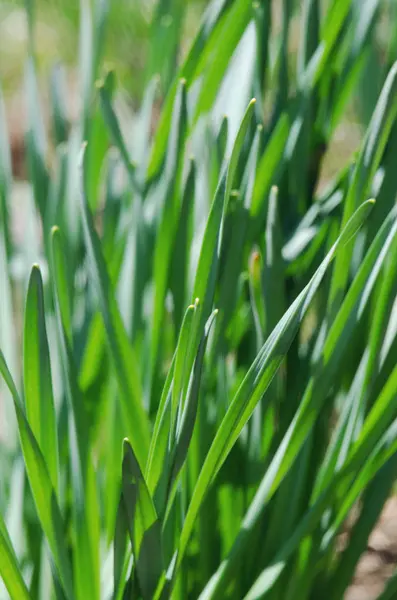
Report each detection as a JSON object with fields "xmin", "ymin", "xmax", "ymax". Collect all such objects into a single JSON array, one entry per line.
[
  {"xmin": 1, "ymin": 0, "xmax": 207, "ymax": 179},
  {"xmin": 1, "ymin": 0, "xmax": 393, "ymax": 186},
  {"xmin": 1, "ymin": 0, "xmax": 207, "ymax": 99}
]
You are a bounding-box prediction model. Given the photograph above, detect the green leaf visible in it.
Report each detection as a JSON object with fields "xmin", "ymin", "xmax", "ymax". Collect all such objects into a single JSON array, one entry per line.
[
  {"xmin": 25, "ymin": 56, "xmax": 49, "ymax": 221},
  {"xmin": 211, "ymin": 123, "xmax": 263, "ymax": 356},
  {"xmin": 192, "ymin": 99, "xmax": 256, "ymax": 315},
  {"xmin": 133, "ymin": 75, "xmax": 159, "ymax": 181},
  {"xmin": 113, "ymin": 493, "xmax": 129, "ymax": 600},
  {"xmin": 300, "ymin": 0, "xmax": 352, "ymax": 91},
  {"xmin": 263, "ymin": 185, "xmax": 285, "ymax": 334},
  {"xmin": 146, "ymin": 301, "xmax": 199, "ymax": 515},
  {"xmin": 327, "ymin": 457, "xmax": 397, "ymax": 600},
  {"xmin": 250, "ymin": 113, "xmax": 290, "ymax": 219},
  {"xmin": 170, "ymin": 157, "xmax": 196, "ymax": 330},
  {"xmin": 0, "ymin": 84, "xmax": 18, "ymax": 447},
  {"xmin": 204, "ymin": 202, "xmax": 397, "ymax": 599},
  {"xmin": 169, "ymin": 309, "xmax": 218, "ymax": 494},
  {"xmin": 0, "ymin": 82, "xmax": 12, "ymax": 252},
  {"xmin": 167, "ymin": 199, "xmax": 374, "ymax": 592},
  {"xmin": 147, "ymin": 0, "xmax": 185, "ymax": 89},
  {"xmin": 0, "ymin": 513, "xmax": 30, "ymax": 600},
  {"xmin": 24, "ymin": 265, "xmax": 59, "ymax": 495},
  {"xmin": 192, "ymin": 0, "xmax": 253, "ymax": 121},
  {"xmin": 50, "ymin": 228, "xmax": 73, "ymax": 342},
  {"xmin": 147, "ymin": 0, "xmax": 236, "ymax": 178},
  {"xmin": 149, "ymin": 79, "xmax": 187, "ymax": 401},
  {"xmin": 122, "ymin": 439, "xmax": 164, "ymax": 599},
  {"xmin": 0, "ymin": 351, "xmax": 74, "ymax": 599},
  {"xmin": 50, "ymin": 64, "xmax": 68, "ymax": 145},
  {"xmin": 51, "ymin": 229, "xmax": 101, "ymax": 600},
  {"xmin": 171, "ymin": 303, "xmax": 196, "ymax": 444},
  {"xmin": 97, "ymin": 69, "xmax": 138, "ymax": 191},
  {"xmin": 328, "ymin": 60, "xmax": 397, "ymax": 319},
  {"xmin": 297, "ymin": 0, "xmax": 320, "ymax": 79},
  {"xmin": 78, "ymin": 145, "xmax": 150, "ymax": 469},
  {"xmin": 79, "ymin": 0, "xmax": 106, "ymax": 134},
  {"xmin": 249, "ymin": 247, "xmax": 266, "ymax": 349}
]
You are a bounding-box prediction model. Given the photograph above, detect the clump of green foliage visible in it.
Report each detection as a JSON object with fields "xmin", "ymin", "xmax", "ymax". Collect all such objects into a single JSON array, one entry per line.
[{"xmin": 2, "ymin": 0, "xmax": 397, "ymax": 599}]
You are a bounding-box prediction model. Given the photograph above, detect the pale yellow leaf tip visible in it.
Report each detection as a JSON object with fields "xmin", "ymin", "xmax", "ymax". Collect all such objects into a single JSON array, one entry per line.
[{"xmin": 78, "ymin": 142, "xmax": 88, "ymax": 169}]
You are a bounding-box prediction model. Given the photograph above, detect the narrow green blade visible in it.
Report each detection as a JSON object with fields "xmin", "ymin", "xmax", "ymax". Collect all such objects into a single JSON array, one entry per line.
[
  {"xmin": 122, "ymin": 439, "xmax": 164, "ymax": 599},
  {"xmin": 78, "ymin": 145, "xmax": 150, "ymax": 469},
  {"xmin": 0, "ymin": 352, "xmax": 73, "ymax": 599},
  {"xmin": 0, "ymin": 514, "xmax": 30, "ymax": 600},
  {"xmin": 24, "ymin": 265, "xmax": 59, "ymax": 495},
  {"xmin": 164, "ymin": 200, "xmax": 373, "ymax": 593}
]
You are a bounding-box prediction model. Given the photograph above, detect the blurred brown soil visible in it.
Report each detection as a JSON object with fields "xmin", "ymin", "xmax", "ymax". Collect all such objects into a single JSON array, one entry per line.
[{"xmin": 344, "ymin": 497, "xmax": 397, "ymax": 599}]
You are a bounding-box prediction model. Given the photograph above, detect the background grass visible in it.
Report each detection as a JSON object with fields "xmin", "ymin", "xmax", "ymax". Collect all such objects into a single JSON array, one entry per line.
[{"xmin": 2, "ymin": 1, "xmax": 397, "ymax": 599}]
